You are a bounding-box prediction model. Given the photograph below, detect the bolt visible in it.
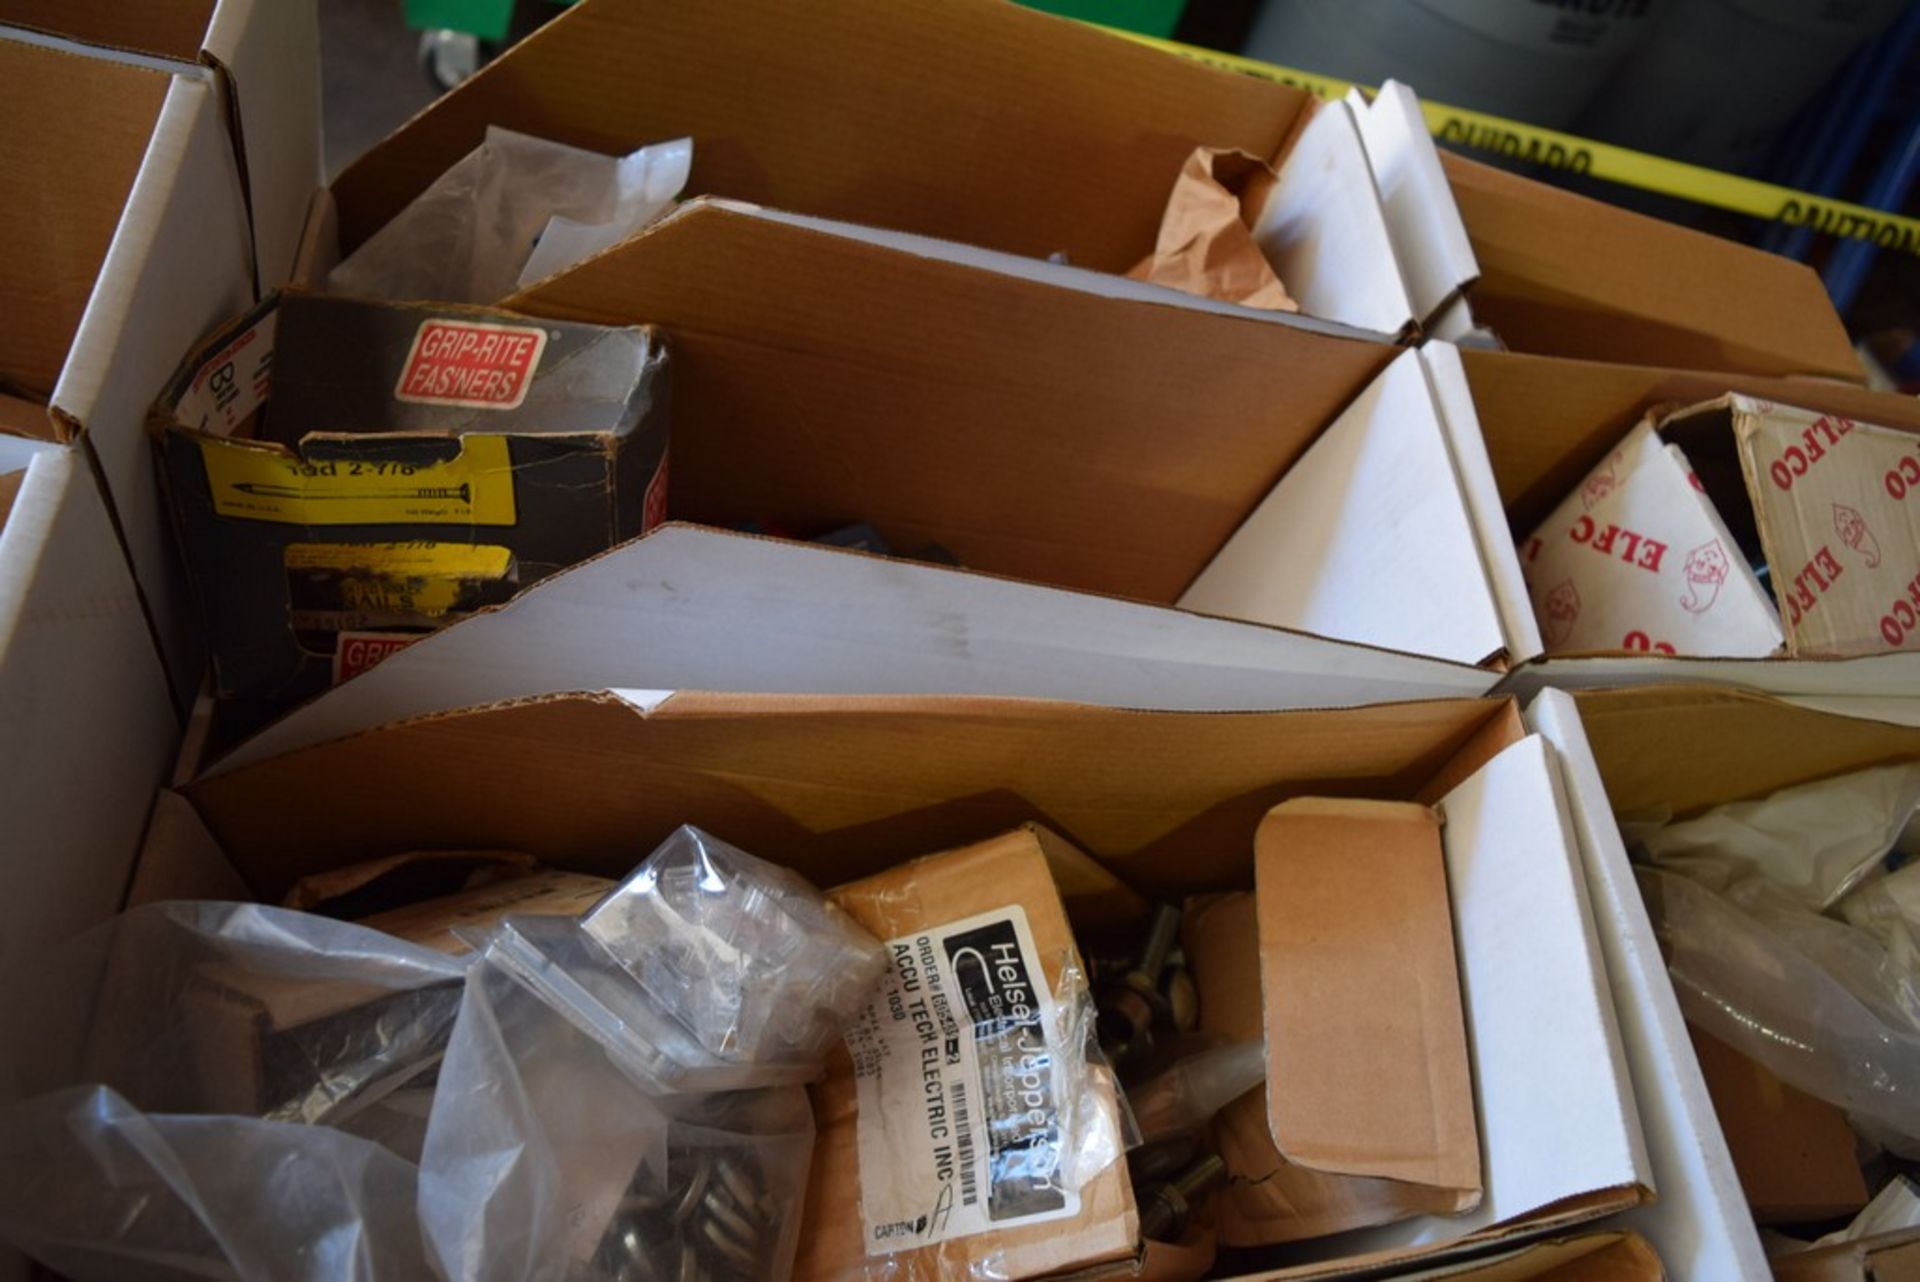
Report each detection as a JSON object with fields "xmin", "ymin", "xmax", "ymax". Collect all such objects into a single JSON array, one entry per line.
[
  {"xmin": 1132, "ymin": 904, "xmax": 1181, "ymax": 986},
  {"xmin": 1137, "ymin": 1151, "xmax": 1227, "ymax": 1242}
]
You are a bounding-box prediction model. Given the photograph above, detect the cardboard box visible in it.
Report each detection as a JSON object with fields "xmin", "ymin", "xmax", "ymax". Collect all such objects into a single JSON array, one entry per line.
[
  {"xmin": 1461, "ymin": 349, "xmax": 1920, "ymax": 697},
  {"xmin": 1520, "ymin": 395, "xmax": 1920, "ymax": 661},
  {"xmin": 1686, "ymin": 1026, "xmax": 1867, "ymax": 1228},
  {"xmin": 0, "ymin": 0, "xmax": 322, "ymax": 289},
  {"xmin": 0, "ymin": 437, "xmax": 178, "ymax": 1024},
  {"xmin": 803, "ymin": 826, "xmax": 1142, "ymax": 1282},
  {"xmin": 321, "ymin": 0, "xmax": 1449, "ymax": 338},
  {"xmin": 153, "ymin": 291, "xmax": 670, "ymax": 704},
  {"xmin": 1188, "ymin": 799, "xmax": 1478, "ymax": 1244},
  {"xmin": 0, "ymin": 12, "xmax": 318, "ymax": 702},
  {"xmin": 1525, "ymin": 684, "xmax": 1920, "ymax": 1279},
  {"xmin": 163, "ymin": 691, "xmax": 1651, "ymax": 1279}
]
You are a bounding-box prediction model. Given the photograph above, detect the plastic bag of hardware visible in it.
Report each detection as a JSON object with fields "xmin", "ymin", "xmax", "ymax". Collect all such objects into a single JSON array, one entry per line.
[
  {"xmin": 1639, "ymin": 867, "xmax": 1920, "ymax": 1146},
  {"xmin": 581, "ymin": 826, "xmax": 889, "ymax": 1076},
  {"xmin": 1638, "ymin": 761, "xmax": 1920, "ymax": 910},
  {"xmin": 417, "ymin": 926, "xmax": 823, "ymax": 1282},
  {"xmin": 0, "ymin": 901, "xmax": 464, "ymax": 1282},
  {"xmin": 422, "ymin": 831, "xmax": 882, "ymax": 1282},
  {"xmin": 329, "ymin": 126, "xmax": 693, "ymax": 304}
]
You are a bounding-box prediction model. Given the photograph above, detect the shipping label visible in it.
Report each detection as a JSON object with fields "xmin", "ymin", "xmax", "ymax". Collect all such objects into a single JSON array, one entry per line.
[{"xmin": 848, "ymin": 906, "xmax": 1078, "ymax": 1255}]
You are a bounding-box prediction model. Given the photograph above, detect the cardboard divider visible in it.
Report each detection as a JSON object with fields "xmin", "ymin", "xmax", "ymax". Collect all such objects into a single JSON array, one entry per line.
[
  {"xmin": 330, "ymin": 0, "xmax": 1311, "ymax": 276},
  {"xmin": 509, "ymin": 200, "xmax": 1394, "ymax": 607},
  {"xmin": 1525, "ymin": 685, "xmax": 1920, "ymax": 1279},
  {"xmin": 0, "ymin": 37, "xmax": 169, "ymax": 401},
  {"xmin": 205, "ymin": 524, "xmax": 1499, "ymax": 776},
  {"xmin": 1441, "ymin": 151, "xmax": 1860, "ymax": 383},
  {"xmin": 0, "ymin": 0, "xmax": 216, "ymax": 62}
]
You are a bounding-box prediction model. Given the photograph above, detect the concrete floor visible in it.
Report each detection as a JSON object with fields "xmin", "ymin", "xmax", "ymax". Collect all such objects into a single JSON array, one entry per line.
[{"xmin": 321, "ymin": 0, "xmax": 441, "ymax": 177}]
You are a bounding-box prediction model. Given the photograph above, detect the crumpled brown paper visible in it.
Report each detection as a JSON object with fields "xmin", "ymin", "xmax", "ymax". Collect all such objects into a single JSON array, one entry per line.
[{"xmin": 1128, "ymin": 146, "xmax": 1297, "ymax": 312}]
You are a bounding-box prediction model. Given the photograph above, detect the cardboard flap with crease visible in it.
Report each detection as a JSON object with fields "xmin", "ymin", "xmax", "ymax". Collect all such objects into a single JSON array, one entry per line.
[
  {"xmin": 1440, "ymin": 150, "xmax": 1858, "ymax": 382},
  {"xmin": 1350, "ymin": 81, "xmax": 1478, "ymax": 330},
  {"xmin": 1255, "ymin": 798, "xmax": 1479, "ymax": 1197}
]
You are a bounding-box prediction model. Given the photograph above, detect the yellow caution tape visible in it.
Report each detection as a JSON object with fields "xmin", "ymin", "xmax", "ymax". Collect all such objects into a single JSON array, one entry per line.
[{"xmin": 1113, "ymin": 30, "xmax": 1920, "ymax": 258}]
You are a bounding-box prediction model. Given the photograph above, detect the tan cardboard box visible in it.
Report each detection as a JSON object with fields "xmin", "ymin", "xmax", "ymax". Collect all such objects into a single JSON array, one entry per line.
[
  {"xmin": 1528, "ymin": 685, "xmax": 1920, "ymax": 1278},
  {"xmin": 802, "ymin": 826, "xmax": 1142, "ymax": 1282},
  {"xmin": 164, "ymin": 691, "xmax": 1652, "ymax": 1280},
  {"xmin": 1518, "ymin": 394, "xmax": 1920, "ymax": 662}
]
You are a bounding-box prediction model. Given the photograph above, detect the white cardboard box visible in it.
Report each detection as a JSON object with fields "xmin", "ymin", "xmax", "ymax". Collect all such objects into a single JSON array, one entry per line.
[{"xmin": 0, "ymin": 4, "xmax": 321, "ymax": 703}]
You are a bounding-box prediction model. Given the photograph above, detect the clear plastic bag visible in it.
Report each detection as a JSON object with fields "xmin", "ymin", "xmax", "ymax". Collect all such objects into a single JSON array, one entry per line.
[
  {"xmin": 581, "ymin": 827, "xmax": 889, "ymax": 1075},
  {"xmin": 420, "ymin": 827, "xmax": 885, "ymax": 1282},
  {"xmin": 1639, "ymin": 761, "xmax": 1920, "ymax": 910},
  {"xmin": 1639, "ymin": 866, "xmax": 1920, "ymax": 1145},
  {"xmin": 0, "ymin": 901, "xmax": 464, "ymax": 1282},
  {"xmin": 329, "ymin": 126, "xmax": 693, "ymax": 304}
]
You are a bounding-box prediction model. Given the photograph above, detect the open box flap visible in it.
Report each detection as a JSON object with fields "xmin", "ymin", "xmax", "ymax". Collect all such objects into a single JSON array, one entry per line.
[
  {"xmin": 1253, "ymin": 97, "xmax": 1414, "ymax": 335},
  {"xmin": 507, "ymin": 198, "xmax": 1396, "ymax": 608},
  {"xmin": 1272, "ymin": 735, "xmax": 1650, "ymax": 1272},
  {"xmin": 330, "ymin": 0, "xmax": 1312, "ymax": 275},
  {"xmin": 1348, "ymin": 81, "xmax": 1478, "ymax": 329},
  {"xmin": 206, "ymin": 524, "xmax": 1498, "ymax": 777},
  {"xmin": 1255, "ymin": 798, "xmax": 1479, "ymax": 1194},
  {"xmin": 181, "ymin": 692, "xmax": 1518, "ymax": 901},
  {"xmin": 1178, "ymin": 349, "xmax": 1507, "ymax": 666},
  {"xmin": 1441, "ymin": 150, "xmax": 1859, "ymax": 382},
  {"xmin": 0, "ymin": 34, "xmax": 171, "ymax": 403}
]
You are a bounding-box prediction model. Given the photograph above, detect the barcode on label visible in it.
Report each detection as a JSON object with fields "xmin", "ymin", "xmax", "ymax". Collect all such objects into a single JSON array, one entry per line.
[{"xmin": 954, "ymin": 1080, "xmax": 978, "ymax": 1208}]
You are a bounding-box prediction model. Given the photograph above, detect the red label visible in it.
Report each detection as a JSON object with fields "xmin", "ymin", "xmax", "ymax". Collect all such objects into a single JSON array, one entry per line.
[
  {"xmin": 1568, "ymin": 515, "xmax": 1668, "ymax": 573},
  {"xmin": 642, "ymin": 449, "xmax": 671, "ymax": 532},
  {"xmin": 1767, "ymin": 415, "xmax": 1853, "ymax": 491},
  {"xmin": 1781, "ymin": 544, "xmax": 1846, "ymax": 627},
  {"xmin": 334, "ymin": 631, "xmax": 419, "ymax": 683},
  {"xmin": 394, "ymin": 320, "xmax": 549, "ymax": 410}
]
